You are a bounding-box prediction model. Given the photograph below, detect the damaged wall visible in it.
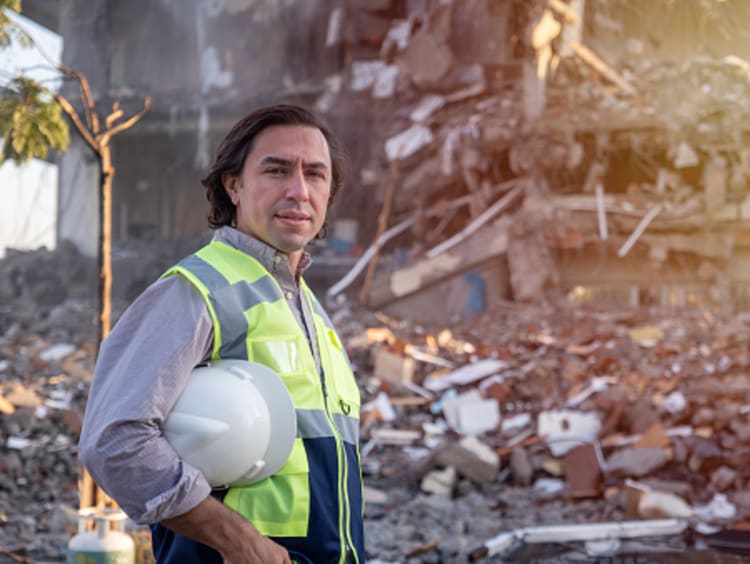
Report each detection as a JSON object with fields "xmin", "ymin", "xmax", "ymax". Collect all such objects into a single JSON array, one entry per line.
[
  {"xmin": 53, "ymin": 0, "xmax": 343, "ymax": 254},
  {"xmin": 45, "ymin": 0, "xmax": 530, "ymax": 262}
]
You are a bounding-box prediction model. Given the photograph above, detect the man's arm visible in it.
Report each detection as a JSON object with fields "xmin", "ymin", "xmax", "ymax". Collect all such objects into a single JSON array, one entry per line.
[
  {"xmin": 161, "ymin": 496, "xmax": 290, "ymax": 564},
  {"xmin": 80, "ymin": 275, "xmax": 291, "ymax": 558},
  {"xmin": 79, "ymin": 276, "xmax": 214, "ymax": 523}
]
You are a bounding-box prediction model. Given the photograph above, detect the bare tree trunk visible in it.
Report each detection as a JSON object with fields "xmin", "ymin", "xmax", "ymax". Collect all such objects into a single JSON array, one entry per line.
[
  {"xmin": 98, "ymin": 146, "xmax": 113, "ymax": 344},
  {"xmin": 55, "ymin": 69, "xmax": 150, "ymax": 511}
]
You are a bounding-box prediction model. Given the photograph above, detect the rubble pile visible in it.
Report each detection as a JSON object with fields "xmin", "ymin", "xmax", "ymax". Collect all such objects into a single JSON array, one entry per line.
[
  {"xmin": 0, "ymin": 314, "xmax": 96, "ymax": 560},
  {"xmin": 0, "ymin": 246, "xmax": 100, "ymax": 559},
  {"xmin": 0, "ymin": 242, "xmax": 99, "ymax": 339},
  {"xmin": 0, "ymin": 241, "xmax": 206, "ymax": 562},
  {"xmin": 324, "ymin": 0, "xmax": 750, "ymax": 318},
  {"xmin": 341, "ymin": 299, "xmax": 750, "ymax": 561},
  {"xmin": 0, "ymin": 332, "xmax": 98, "ymax": 562},
  {"xmin": 1, "ymin": 242, "xmax": 750, "ymax": 560}
]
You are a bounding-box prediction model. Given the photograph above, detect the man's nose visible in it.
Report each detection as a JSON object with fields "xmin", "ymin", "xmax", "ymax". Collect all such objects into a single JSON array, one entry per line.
[{"xmin": 286, "ymin": 169, "xmax": 310, "ymax": 201}]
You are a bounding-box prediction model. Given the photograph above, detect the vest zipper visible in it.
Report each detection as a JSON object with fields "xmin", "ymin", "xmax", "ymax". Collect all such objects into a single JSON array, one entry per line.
[
  {"xmin": 283, "ymin": 275, "xmax": 355, "ymax": 561},
  {"xmin": 313, "ymin": 325, "xmax": 357, "ymax": 564}
]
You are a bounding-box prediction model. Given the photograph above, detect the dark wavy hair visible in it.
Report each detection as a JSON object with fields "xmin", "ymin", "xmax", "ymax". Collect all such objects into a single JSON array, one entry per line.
[{"xmin": 202, "ymin": 104, "xmax": 347, "ymax": 235}]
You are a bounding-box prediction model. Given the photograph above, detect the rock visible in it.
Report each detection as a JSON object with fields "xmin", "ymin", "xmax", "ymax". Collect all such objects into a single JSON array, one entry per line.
[
  {"xmin": 637, "ymin": 490, "xmax": 693, "ymax": 519},
  {"xmin": 710, "ymin": 466, "xmax": 739, "ymax": 492},
  {"xmin": 686, "ymin": 436, "xmax": 724, "ymax": 472},
  {"xmin": 732, "ymin": 491, "xmax": 750, "ymax": 519},
  {"xmin": 605, "ymin": 447, "xmax": 668, "ymax": 479},
  {"xmin": 430, "ymin": 441, "xmax": 498, "ymax": 484},
  {"xmin": 510, "ymin": 447, "xmax": 534, "ymax": 486},
  {"xmin": 45, "ymin": 503, "xmax": 79, "ymax": 534},
  {"xmin": 624, "ymin": 401, "xmax": 660, "ymax": 435},
  {"xmin": 0, "ymin": 451, "xmax": 23, "ymax": 476},
  {"xmin": 730, "ymin": 421, "xmax": 750, "ymax": 443},
  {"xmin": 692, "ymin": 406, "xmax": 715, "ymax": 426},
  {"xmin": 421, "ymin": 466, "xmax": 457, "ymax": 496}
]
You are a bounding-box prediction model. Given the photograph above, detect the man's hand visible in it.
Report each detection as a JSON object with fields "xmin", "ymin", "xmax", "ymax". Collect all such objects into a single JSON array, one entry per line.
[
  {"xmin": 161, "ymin": 496, "xmax": 291, "ymax": 563},
  {"xmin": 221, "ymin": 525, "xmax": 291, "ymax": 564}
]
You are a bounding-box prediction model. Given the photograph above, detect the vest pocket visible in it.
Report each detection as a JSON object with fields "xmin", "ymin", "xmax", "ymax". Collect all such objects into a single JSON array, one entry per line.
[
  {"xmin": 224, "ymin": 439, "xmax": 310, "ymax": 537},
  {"xmin": 326, "ymin": 329, "xmax": 361, "ymax": 416},
  {"xmin": 248, "ymin": 336, "xmax": 306, "ymax": 376}
]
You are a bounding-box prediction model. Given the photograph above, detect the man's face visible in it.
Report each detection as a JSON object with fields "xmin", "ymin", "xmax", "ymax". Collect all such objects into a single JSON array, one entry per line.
[{"xmin": 224, "ymin": 124, "xmax": 332, "ymax": 267}]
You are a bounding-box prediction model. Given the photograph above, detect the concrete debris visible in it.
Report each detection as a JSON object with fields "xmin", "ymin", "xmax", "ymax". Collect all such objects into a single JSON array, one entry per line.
[
  {"xmin": 4, "ymin": 252, "xmax": 750, "ymax": 559},
  {"xmin": 442, "ymin": 389, "xmax": 500, "ymax": 436},
  {"xmin": 428, "ymin": 441, "xmax": 498, "ymax": 486},
  {"xmin": 384, "ymin": 124, "xmax": 433, "ymax": 161},
  {"xmin": 624, "ymin": 480, "xmax": 692, "ymax": 520},
  {"xmin": 563, "ymin": 443, "xmax": 603, "ymax": 499},
  {"xmin": 350, "ymin": 61, "xmax": 399, "ymax": 98},
  {"xmin": 420, "ymin": 465, "xmax": 456, "ymax": 497},
  {"xmin": 605, "ymin": 447, "xmax": 669, "ymax": 479},
  {"xmin": 373, "ymin": 347, "xmax": 416, "ymax": 384},
  {"xmin": 532, "ymin": 477, "xmax": 566, "ymax": 499},
  {"xmin": 347, "ymin": 297, "xmax": 750, "ymax": 560},
  {"xmin": 317, "ymin": 0, "xmax": 750, "ymax": 323},
  {"xmin": 509, "ymin": 447, "xmax": 534, "ymax": 487},
  {"xmin": 694, "ymin": 494, "xmax": 738, "ymax": 523},
  {"xmin": 423, "ymin": 358, "xmax": 506, "ymax": 392},
  {"xmin": 538, "ymin": 409, "xmax": 602, "ymax": 457}
]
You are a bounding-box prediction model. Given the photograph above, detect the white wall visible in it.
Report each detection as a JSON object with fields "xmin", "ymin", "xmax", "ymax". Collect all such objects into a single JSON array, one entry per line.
[
  {"xmin": 0, "ymin": 9, "xmax": 62, "ymax": 258},
  {"xmin": 0, "ymin": 163, "xmax": 58, "ymax": 258}
]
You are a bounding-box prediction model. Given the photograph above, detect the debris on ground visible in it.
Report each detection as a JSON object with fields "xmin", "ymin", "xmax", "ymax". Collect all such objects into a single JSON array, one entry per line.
[{"xmin": 2, "ymin": 245, "xmax": 750, "ymax": 561}]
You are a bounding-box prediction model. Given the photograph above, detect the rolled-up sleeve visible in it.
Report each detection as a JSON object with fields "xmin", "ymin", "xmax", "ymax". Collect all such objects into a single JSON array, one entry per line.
[{"xmin": 78, "ymin": 275, "xmax": 214, "ymax": 524}]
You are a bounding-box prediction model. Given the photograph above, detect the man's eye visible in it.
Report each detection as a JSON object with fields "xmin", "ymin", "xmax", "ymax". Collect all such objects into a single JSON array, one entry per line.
[{"xmin": 266, "ymin": 167, "xmax": 285, "ymax": 175}]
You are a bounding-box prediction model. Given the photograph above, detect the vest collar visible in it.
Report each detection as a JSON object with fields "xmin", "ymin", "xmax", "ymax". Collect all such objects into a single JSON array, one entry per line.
[{"xmin": 213, "ymin": 226, "xmax": 313, "ymax": 283}]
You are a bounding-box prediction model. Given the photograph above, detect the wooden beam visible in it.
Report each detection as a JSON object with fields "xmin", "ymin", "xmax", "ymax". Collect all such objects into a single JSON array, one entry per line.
[{"xmin": 569, "ymin": 42, "xmax": 636, "ymax": 96}]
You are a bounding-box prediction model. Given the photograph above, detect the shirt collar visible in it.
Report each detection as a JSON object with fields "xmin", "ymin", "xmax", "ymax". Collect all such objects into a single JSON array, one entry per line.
[{"xmin": 213, "ymin": 226, "xmax": 313, "ymax": 283}]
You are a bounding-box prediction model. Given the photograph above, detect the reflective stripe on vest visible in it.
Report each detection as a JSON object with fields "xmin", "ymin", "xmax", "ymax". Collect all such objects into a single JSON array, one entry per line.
[{"xmin": 164, "ymin": 240, "xmax": 361, "ymax": 560}]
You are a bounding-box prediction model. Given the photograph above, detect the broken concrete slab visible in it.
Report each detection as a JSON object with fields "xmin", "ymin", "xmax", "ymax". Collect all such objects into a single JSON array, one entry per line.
[
  {"xmin": 368, "ymin": 215, "xmax": 512, "ymax": 308},
  {"xmin": 605, "ymin": 447, "xmax": 668, "ymax": 479},
  {"xmin": 429, "ymin": 441, "xmax": 499, "ymax": 484}
]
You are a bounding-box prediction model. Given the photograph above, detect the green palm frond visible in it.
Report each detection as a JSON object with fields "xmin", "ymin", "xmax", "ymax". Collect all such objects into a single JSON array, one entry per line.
[
  {"xmin": 0, "ymin": 0, "xmax": 22, "ymax": 47},
  {"xmin": 0, "ymin": 76, "xmax": 70, "ymax": 164}
]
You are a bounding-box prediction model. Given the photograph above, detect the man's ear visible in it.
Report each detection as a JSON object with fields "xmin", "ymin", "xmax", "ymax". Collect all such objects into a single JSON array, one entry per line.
[{"xmin": 222, "ymin": 174, "xmax": 240, "ymax": 205}]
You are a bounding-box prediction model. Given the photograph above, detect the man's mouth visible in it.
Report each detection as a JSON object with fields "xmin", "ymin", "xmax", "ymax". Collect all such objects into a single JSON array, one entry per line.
[{"xmin": 276, "ymin": 210, "xmax": 311, "ymax": 224}]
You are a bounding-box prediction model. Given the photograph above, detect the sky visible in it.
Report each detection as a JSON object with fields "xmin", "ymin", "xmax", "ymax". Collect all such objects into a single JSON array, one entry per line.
[{"xmin": 0, "ymin": 9, "xmax": 62, "ymax": 258}]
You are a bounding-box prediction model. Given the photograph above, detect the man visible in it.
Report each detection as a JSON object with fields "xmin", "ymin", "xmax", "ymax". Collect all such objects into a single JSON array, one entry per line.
[{"xmin": 79, "ymin": 104, "xmax": 365, "ymax": 564}]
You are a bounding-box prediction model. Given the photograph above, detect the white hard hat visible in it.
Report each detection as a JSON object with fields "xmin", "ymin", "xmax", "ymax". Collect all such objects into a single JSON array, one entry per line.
[{"xmin": 162, "ymin": 359, "xmax": 296, "ymax": 488}]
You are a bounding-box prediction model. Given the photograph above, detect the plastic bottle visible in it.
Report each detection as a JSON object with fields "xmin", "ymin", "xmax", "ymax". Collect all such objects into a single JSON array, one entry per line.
[{"xmin": 67, "ymin": 507, "xmax": 135, "ymax": 564}]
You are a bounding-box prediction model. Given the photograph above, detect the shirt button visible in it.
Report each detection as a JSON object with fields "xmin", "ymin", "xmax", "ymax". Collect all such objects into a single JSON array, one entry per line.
[
  {"xmin": 285, "ymin": 291, "xmax": 294, "ymax": 300},
  {"xmin": 273, "ymin": 255, "xmax": 282, "ymax": 264}
]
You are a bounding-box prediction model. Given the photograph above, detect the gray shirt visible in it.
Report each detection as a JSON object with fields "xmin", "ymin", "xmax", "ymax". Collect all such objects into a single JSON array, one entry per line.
[{"xmin": 78, "ymin": 226, "xmax": 320, "ymax": 524}]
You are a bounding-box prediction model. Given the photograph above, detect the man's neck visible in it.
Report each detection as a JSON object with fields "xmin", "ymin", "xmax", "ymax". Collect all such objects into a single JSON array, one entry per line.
[{"xmin": 287, "ymin": 251, "xmax": 302, "ymax": 277}]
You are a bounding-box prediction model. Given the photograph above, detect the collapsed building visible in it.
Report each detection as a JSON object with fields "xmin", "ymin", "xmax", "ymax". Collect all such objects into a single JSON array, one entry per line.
[
  {"xmin": 20, "ymin": 0, "xmax": 750, "ymax": 317},
  {"xmin": 318, "ymin": 0, "xmax": 750, "ymax": 323}
]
